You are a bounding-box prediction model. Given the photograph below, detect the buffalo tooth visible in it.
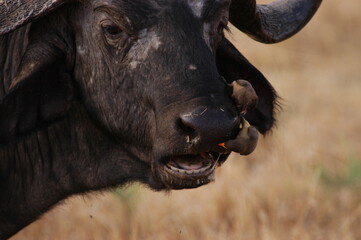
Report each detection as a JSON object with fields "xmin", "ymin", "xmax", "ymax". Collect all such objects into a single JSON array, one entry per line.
[
  {"xmin": 167, "ymin": 161, "xmax": 215, "ymax": 175},
  {"xmin": 169, "ymin": 165, "xmax": 179, "ymax": 172}
]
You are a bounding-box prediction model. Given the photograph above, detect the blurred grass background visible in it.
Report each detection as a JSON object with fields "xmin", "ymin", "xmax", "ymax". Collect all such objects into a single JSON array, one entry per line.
[{"xmin": 11, "ymin": 0, "xmax": 361, "ymax": 239}]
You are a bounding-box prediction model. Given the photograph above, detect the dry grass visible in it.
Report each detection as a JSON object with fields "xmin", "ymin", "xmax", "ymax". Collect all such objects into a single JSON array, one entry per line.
[{"xmin": 11, "ymin": 0, "xmax": 361, "ymax": 239}]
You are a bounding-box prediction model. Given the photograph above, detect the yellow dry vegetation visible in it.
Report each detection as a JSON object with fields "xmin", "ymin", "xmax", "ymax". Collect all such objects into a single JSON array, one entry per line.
[{"xmin": 11, "ymin": 0, "xmax": 361, "ymax": 239}]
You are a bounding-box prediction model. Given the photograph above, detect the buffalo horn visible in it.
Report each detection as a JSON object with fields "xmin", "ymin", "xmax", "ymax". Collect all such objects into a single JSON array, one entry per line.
[
  {"xmin": 229, "ymin": 0, "xmax": 322, "ymax": 43},
  {"xmin": 0, "ymin": 0, "xmax": 70, "ymax": 35}
]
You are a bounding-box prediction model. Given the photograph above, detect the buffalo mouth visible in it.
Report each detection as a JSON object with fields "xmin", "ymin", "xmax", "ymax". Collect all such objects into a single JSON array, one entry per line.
[{"xmin": 155, "ymin": 152, "xmax": 228, "ymax": 189}]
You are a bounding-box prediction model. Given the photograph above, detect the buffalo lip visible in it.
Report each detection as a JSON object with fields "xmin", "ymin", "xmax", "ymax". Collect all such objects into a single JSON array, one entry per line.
[
  {"xmin": 163, "ymin": 152, "xmax": 219, "ymax": 178},
  {"xmin": 154, "ymin": 152, "xmax": 229, "ymax": 189}
]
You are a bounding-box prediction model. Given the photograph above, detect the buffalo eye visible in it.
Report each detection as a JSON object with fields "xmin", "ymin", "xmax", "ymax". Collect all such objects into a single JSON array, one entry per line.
[
  {"xmin": 100, "ymin": 20, "xmax": 131, "ymax": 48},
  {"xmin": 102, "ymin": 23, "xmax": 123, "ymax": 39},
  {"xmin": 103, "ymin": 25, "xmax": 122, "ymax": 36}
]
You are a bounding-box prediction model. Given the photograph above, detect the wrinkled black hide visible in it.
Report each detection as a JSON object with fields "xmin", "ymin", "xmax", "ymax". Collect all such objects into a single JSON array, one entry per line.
[{"xmin": 0, "ymin": 1, "xmax": 277, "ymax": 238}]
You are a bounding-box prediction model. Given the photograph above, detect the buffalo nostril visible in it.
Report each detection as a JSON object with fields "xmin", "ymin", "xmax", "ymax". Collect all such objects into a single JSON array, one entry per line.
[
  {"xmin": 178, "ymin": 108, "xmax": 239, "ymax": 147},
  {"xmin": 178, "ymin": 115, "xmax": 197, "ymax": 136}
]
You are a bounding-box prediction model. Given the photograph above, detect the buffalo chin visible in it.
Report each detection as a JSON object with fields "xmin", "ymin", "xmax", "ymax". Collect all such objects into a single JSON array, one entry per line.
[{"xmin": 151, "ymin": 152, "xmax": 229, "ymax": 190}]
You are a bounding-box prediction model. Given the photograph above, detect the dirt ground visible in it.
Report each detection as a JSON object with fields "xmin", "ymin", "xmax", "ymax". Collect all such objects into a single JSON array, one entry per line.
[{"xmin": 11, "ymin": 0, "xmax": 361, "ymax": 239}]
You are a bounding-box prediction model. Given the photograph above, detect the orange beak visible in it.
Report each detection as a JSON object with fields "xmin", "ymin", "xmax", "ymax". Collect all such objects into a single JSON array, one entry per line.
[{"xmin": 218, "ymin": 142, "xmax": 227, "ymax": 149}]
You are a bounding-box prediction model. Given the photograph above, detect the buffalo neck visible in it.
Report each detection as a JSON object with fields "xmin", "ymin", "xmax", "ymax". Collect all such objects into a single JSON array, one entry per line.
[{"xmin": 0, "ymin": 103, "xmax": 150, "ymax": 239}]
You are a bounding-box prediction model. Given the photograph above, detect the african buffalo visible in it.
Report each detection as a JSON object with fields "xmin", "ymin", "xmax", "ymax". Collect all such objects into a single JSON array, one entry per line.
[{"xmin": 0, "ymin": 0, "xmax": 322, "ymax": 238}]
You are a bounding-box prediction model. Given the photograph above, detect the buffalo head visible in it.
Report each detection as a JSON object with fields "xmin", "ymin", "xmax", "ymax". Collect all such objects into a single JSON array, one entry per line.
[
  {"xmin": 0, "ymin": 0, "xmax": 322, "ymax": 190},
  {"xmin": 0, "ymin": 0, "xmax": 323, "ymax": 237}
]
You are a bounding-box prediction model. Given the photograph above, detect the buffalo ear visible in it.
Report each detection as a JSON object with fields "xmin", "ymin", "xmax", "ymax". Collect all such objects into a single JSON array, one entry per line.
[
  {"xmin": 0, "ymin": 52, "xmax": 74, "ymax": 145},
  {"xmin": 216, "ymin": 38, "xmax": 278, "ymax": 134}
]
